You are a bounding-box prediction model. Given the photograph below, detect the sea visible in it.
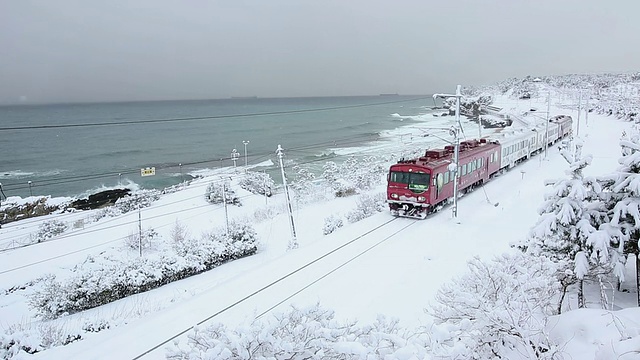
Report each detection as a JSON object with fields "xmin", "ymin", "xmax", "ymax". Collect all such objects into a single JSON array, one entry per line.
[{"xmin": 0, "ymin": 95, "xmax": 449, "ymax": 199}]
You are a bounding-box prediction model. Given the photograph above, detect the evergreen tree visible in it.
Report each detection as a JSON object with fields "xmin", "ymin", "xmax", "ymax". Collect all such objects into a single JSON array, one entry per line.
[
  {"xmin": 523, "ymin": 141, "xmax": 607, "ymax": 309},
  {"xmin": 603, "ymin": 127, "xmax": 640, "ymax": 306}
]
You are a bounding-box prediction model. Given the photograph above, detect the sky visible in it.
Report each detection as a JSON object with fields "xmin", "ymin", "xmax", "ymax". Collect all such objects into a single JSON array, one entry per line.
[
  {"xmin": 1, "ymin": 87, "xmax": 639, "ymax": 359},
  {"xmin": 1, "ymin": 0, "xmax": 639, "ymax": 104}
]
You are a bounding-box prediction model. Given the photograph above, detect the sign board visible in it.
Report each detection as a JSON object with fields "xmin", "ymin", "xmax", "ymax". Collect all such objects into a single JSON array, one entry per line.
[{"xmin": 141, "ymin": 167, "xmax": 156, "ymax": 177}]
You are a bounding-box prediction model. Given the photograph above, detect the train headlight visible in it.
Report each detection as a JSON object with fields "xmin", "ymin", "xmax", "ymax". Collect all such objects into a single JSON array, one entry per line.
[
  {"xmin": 418, "ymin": 196, "xmax": 426, "ymax": 202},
  {"xmin": 391, "ymin": 193, "xmax": 399, "ymax": 199}
]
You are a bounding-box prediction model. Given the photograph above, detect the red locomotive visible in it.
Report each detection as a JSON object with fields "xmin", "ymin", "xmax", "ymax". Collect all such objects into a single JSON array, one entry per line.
[{"xmin": 387, "ymin": 139, "xmax": 501, "ymax": 219}]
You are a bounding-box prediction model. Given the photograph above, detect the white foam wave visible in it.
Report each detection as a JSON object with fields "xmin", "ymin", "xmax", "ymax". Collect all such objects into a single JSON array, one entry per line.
[
  {"xmin": 78, "ymin": 179, "xmax": 141, "ymax": 198},
  {"xmin": 0, "ymin": 169, "xmax": 65, "ymax": 179}
]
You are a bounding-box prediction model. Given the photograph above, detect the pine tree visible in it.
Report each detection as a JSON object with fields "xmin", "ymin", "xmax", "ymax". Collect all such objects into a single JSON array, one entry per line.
[
  {"xmin": 603, "ymin": 127, "xmax": 640, "ymax": 306},
  {"xmin": 523, "ymin": 140, "xmax": 607, "ymax": 310}
]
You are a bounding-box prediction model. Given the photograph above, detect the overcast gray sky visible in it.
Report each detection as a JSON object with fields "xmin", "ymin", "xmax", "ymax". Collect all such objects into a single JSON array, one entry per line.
[{"xmin": 1, "ymin": 0, "xmax": 638, "ymax": 104}]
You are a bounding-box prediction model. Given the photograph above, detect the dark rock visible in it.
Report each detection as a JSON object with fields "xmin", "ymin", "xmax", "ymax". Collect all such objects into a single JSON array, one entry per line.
[{"xmin": 70, "ymin": 188, "xmax": 131, "ymax": 210}]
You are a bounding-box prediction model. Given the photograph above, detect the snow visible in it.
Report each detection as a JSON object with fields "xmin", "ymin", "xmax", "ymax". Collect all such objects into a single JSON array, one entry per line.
[{"xmin": 2, "ymin": 83, "xmax": 640, "ymax": 359}]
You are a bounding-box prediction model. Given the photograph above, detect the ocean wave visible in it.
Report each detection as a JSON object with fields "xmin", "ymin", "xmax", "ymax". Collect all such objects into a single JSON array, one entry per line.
[
  {"xmin": 0, "ymin": 169, "xmax": 65, "ymax": 179},
  {"xmin": 77, "ymin": 179, "xmax": 141, "ymax": 198}
]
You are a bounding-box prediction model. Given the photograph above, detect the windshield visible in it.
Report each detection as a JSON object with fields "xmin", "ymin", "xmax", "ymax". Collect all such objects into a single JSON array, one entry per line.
[{"xmin": 389, "ymin": 171, "xmax": 430, "ymax": 191}]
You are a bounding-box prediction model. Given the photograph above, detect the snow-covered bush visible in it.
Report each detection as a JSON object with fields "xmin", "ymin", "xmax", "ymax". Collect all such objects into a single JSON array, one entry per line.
[
  {"xmin": 166, "ymin": 303, "xmax": 427, "ymax": 360},
  {"xmin": 1, "ymin": 322, "xmax": 82, "ymax": 359},
  {"xmin": 290, "ymin": 165, "xmax": 322, "ymax": 203},
  {"xmin": 342, "ymin": 156, "xmax": 386, "ymax": 191},
  {"xmin": 91, "ymin": 189, "xmax": 161, "ymax": 221},
  {"xmin": 123, "ymin": 227, "xmax": 159, "ymax": 252},
  {"xmin": 252, "ymin": 204, "xmax": 284, "ymax": 222},
  {"xmin": 322, "ymin": 161, "xmax": 357, "ymax": 197},
  {"xmin": 113, "ymin": 190, "xmax": 161, "ymax": 213},
  {"xmin": 238, "ymin": 171, "xmax": 274, "ymax": 196},
  {"xmin": 323, "ymin": 214, "xmax": 344, "ymax": 235},
  {"xmin": 345, "ymin": 193, "xmax": 386, "ymax": 223},
  {"xmin": 426, "ymin": 252, "xmax": 560, "ymax": 359},
  {"xmin": 205, "ymin": 181, "xmax": 241, "ymax": 206},
  {"xmin": 34, "ymin": 219, "xmax": 68, "ymax": 242},
  {"xmin": 29, "ymin": 221, "xmax": 259, "ymax": 319}
]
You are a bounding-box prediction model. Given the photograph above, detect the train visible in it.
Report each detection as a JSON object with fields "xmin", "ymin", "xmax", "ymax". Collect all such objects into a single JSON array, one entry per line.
[{"xmin": 386, "ymin": 115, "xmax": 573, "ymax": 219}]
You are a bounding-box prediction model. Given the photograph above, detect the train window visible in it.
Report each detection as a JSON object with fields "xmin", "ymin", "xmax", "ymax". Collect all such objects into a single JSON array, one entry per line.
[
  {"xmin": 471, "ymin": 161, "xmax": 476, "ymax": 172},
  {"xmin": 494, "ymin": 151, "xmax": 498, "ymax": 161},
  {"xmin": 461, "ymin": 165, "xmax": 467, "ymax": 176},
  {"xmin": 477, "ymin": 158, "xmax": 482, "ymax": 168},
  {"xmin": 444, "ymin": 170, "xmax": 449, "ymax": 184},
  {"xmin": 408, "ymin": 172, "xmax": 430, "ymax": 191},
  {"xmin": 389, "ymin": 171, "xmax": 411, "ymax": 183}
]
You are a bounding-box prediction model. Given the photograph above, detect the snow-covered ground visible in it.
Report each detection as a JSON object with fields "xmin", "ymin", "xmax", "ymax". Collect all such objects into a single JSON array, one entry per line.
[{"xmin": 1, "ymin": 86, "xmax": 638, "ymax": 359}]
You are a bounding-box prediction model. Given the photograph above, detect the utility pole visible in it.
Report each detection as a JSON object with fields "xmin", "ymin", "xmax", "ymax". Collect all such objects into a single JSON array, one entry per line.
[
  {"xmin": 222, "ymin": 182, "xmax": 229, "ymax": 236},
  {"xmin": 264, "ymin": 171, "xmax": 269, "ymax": 205},
  {"xmin": 137, "ymin": 194, "xmax": 143, "ymax": 257},
  {"xmin": 276, "ymin": 145, "xmax": 298, "ymax": 249},
  {"xmin": 433, "ymin": 85, "xmax": 463, "ymax": 219},
  {"xmin": 28, "ymin": 181, "xmax": 33, "ymax": 197},
  {"xmin": 545, "ymin": 91, "xmax": 551, "ymax": 158},
  {"xmin": 243, "ymin": 140, "xmax": 250, "ymax": 168},
  {"xmin": 576, "ymin": 90, "xmax": 582, "ymax": 137},
  {"xmin": 0, "ymin": 182, "xmax": 4, "ymax": 229}
]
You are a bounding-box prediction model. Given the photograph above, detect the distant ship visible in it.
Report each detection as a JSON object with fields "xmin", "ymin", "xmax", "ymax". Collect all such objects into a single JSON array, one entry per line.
[
  {"xmin": 230, "ymin": 96, "xmax": 258, "ymax": 99},
  {"xmin": 379, "ymin": 93, "xmax": 399, "ymax": 96}
]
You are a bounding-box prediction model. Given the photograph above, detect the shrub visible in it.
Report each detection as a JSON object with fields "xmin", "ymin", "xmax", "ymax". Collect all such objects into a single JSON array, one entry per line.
[
  {"xmin": 345, "ymin": 193, "xmax": 386, "ymax": 223},
  {"xmin": 323, "ymin": 214, "xmax": 344, "ymax": 235},
  {"xmin": 238, "ymin": 171, "xmax": 274, "ymax": 196},
  {"xmin": 113, "ymin": 190, "xmax": 161, "ymax": 213},
  {"xmin": 29, "ymin": 221, "xmax": 259, "ymax": 319},
  {"xmin": 34, "ymin": 219, "xmax": 68, "ymax": 242},
  {"xmin": 123, "ymin": 227, "xmax": 159, "ymax": 252},
  {"xmin": 205, "ymin": 182, "xmax": 241, "ymax": 206},
  {"xmin": 166, "ymin": 304, "xmax": 426, "ymax": 360}
]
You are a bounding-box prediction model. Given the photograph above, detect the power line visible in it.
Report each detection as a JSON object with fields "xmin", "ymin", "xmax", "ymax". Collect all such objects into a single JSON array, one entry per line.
[{"xmin": 0, "ymin": 96, "xmax": 430, "ymax": 132}]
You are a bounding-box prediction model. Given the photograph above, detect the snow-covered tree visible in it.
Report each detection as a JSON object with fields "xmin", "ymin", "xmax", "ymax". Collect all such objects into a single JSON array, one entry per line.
[
  {"xmin": 166, "ymin": 303, "xmax": 424, "ymax": 359},
  {"xmin": 238, "ymin": 171, "xmax": 274, "ymax": 196},
  {"xmin": 289, "ymin": 165, "xmax": 317, "ymax": 201},
  {"xmin": 522, "ymin": 141, "xmax": 609, "ymax": 309},
  {"xmin": 205, "ymin": 181, "xmax": 241, "ymax": 206},
  {"xmin": 322, "ymin": 161, "xmax": 356, "ymax": 197},
  {"xmin": 601, "ymin": 127, "xmax": 640, "ymax": 305},
  {"xmin": 426, "ymin": 252, "xmax": 559, "ymax": 359}
]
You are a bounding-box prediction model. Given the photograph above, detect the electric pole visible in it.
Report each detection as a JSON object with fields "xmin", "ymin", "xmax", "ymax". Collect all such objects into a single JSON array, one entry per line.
[
  {"xmin": 276, "ymin": 145, "xmax": 298, "ymax": 249},
  {"xmin": 576, "ymin": 90, "xmax": 582, "ymax": 137},
  {"xmin": 545, "ymin": 91, "xmax": 551, "ymax": 159},
  {"xmin": 243, "ymin": 140, "xmax": 250, "ymax": 168},
  {"xmin": 222, "ymin": 181, "xmax": 229, "ymax": 236},
  {"xmin": 433, "ymin": 85, "xmax": 463, "ymax": 219}
]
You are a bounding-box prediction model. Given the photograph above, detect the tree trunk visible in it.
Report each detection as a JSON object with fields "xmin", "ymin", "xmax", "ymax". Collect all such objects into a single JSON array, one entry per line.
[
  {"xmin": 557, "ymin": 284, "xmax": 568, "ymax": 314},
  {"xmin": 578, "ymin": 279, "xmax": 585, "ymax": 308}
]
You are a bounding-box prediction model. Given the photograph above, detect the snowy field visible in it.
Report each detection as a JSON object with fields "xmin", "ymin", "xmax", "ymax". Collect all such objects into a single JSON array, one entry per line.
[{"xmin": 1, "ymin": 85, "xmax": 639, "ymax": 359}]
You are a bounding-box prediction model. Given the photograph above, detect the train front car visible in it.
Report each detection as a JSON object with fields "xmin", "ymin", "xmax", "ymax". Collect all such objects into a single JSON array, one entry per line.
[{"xmin": 386, "ymin": 161, "xmax": 432, "ymax": 219}]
